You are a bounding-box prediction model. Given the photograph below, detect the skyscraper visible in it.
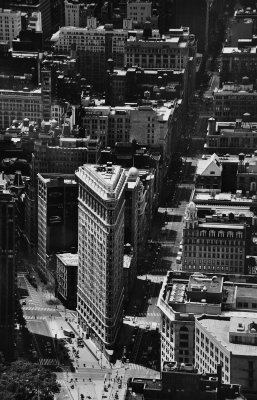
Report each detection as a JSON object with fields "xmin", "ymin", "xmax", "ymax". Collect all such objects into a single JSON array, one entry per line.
[
  {"xmin": 76, "ymin": 162, "xmax": 126, "ymax": 352},
  {"xmin": 0, "ymin": 184, "xmax": 16, "ymax": 361},
  {"xmin": 37, "ymin": 173, "xmax": 78, "ymax": 281}
]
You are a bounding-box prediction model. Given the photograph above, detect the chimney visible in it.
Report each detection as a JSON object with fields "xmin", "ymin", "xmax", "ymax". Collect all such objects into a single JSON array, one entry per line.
[
  {"xmin": 106, "ymin": 161, "xmax": 113, "ymax": 174},
  {"xmin": 208, "ymin": 117, "xmax": 216, "ymax": 135}
]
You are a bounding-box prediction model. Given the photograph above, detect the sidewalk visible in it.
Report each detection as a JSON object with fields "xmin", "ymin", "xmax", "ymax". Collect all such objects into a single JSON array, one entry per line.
[{"xmin": 66, "ymin": 314, "xmax": 123, "ymax": 370}]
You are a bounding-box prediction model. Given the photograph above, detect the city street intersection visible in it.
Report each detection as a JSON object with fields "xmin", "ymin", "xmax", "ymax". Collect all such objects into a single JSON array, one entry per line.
[{"xmin": 18, "ymin": 272, "xmax": 160, "ymax": 400}]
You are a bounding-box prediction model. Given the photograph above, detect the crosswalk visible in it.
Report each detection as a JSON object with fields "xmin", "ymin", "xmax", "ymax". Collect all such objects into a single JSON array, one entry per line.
[
  {"xmin": 126, "ymin": 363, "xmax": 149, "ymax": 370},
  {"xmin": 57, "ymin": 379, "xmax": 66, "ymax": 387},
  {"xmin": 24, "ymin": 315, "xmax": 43, "ymax": 320},
  {"xmin": 24, "ymin": 314, "xmax": 62, "ymax": 320},
  {"xmin": 136, "ymin": 312, "xmax": 160, "ymax": 317},
  {"xmin": 23, "ymin": 306, "xmax": 59, "ymax": 312},
  {"xmin": 25, "ymin": 280, "xmax": 43, "ymax": 308},
  {"xmin": 39, "ymin": 358, "xmax": 59, "ymax": 366}
]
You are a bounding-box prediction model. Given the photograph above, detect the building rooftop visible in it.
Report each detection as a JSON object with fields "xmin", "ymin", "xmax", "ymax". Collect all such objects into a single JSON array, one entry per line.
[
  {"xmin": 222, "ymin": 46, "xmax": 257, "ymax": 54},
  {"xmin": 236, "ymin": 285, "xmax": 257, "ymax": 299},
  {"xmin": 56, "ymin": 253, "xmax": 78, "ymax": 267},
  {"xmin": 193, "ymin": 190, "xmax": 256, "ymax": 207},
  {"xmin": 196, "ymin": 153, "xmax": 222, "ymax": 176},
  {"xmin": 76, "ymin": 163, "xmax": 126, "ymax": 200},
  {"xmin": 199, "ymin": 222, "xmax": 245, "ymax": 229},
  {"xmin": 38, "ymin": 173, "xmax": 76, "ymax": 185},
  {"xmin": 198, "ymin": 315, "xmax": 257, "ymax": 356},
  {"xmin": 158, "ymin": 273, "xmax": 223, "ymax": 318},
  {"xmin": 188, "ymin": 274, "xmax": 223, "ymax": 294}
]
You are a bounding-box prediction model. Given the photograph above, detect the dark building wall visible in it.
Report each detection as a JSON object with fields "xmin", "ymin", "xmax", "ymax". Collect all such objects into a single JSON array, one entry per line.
[
  {"xmin": 46, "ymin": 184, "xmax": 78, "ymax": 254},
  {"xmin": 0, "ymin": 193, "xmax": 16, "ymax": 361},
  {"xmin": 159, "ymin": 0, "xmax": 224, "ymax": 53},
  {"xmin": 174, "ymin": 0, "xmax": 208, "ymax": 52},
  {"xmin": 67, "ymin": 266, "xmax": 77, "ymax": 309},
  {"xmin": 12, "ymin": 30, "xmax": 43, "ymax": 52},
  {"xmin": 0, "ymin": 54, "xmax": 39, "ymax": 86}
]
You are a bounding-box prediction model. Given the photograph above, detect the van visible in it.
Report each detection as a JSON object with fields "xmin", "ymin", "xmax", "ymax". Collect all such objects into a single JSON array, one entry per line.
[
  {"xmin": 63, "ymin": 330, "xmax": 75, "ymax": 338},
  {"xmin": 176, "ymin": 256, "xmax": 182, "ymax": 264}
]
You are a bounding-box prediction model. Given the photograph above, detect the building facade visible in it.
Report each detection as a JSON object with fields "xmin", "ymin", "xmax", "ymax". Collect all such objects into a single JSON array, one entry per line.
[
  {"xmin": 196, "ymin": 315, "xmax": 257, "ymax": 396},
  {"xmin": 37, "ymin": 173, "xmax": 78, "ymax": 280},
  {"xmin": 181, "ymin": 202, "xmax": 248, "ymax": 275},
  {"xmin": 64, "ymin": 0, "xmax": 94, "ymax": 27},
  {"xmin": 65, "ymin": 0, "xmax": 81, "ymax": 27},
  {"xmin": 9, "ymin": 0, "xmax": 52, "ymax": 40},
  {"xmin": 221, "ymin": 44, "xmax": 257, "ymax": 82},
  {"xmin": 127, "ymin": 1, "xmax": 152, "ymax": 25},
  {"xmin": 0, "ymin": 88, "xmax": 43, "ymax": 129},
  {"xmin": 0, "ymin": 8, "xmax": 21, "ymax": 46},
  {"xmin": 124, "ymin": 27, "xmax": 196, "ymax": 70},
  {"xmin": 51, "ymin": 17, "xmax": 130, "ymax": 90},
  {"xmin": 158, "ymin": 272, "xmax": 223, "ymax": 368},
  {"xmin": 56, "ymin": 252, "xmax": 78, "ymax": 310},
  {"xmin": 32, "ymin": 137, "xmax": 101, "ymax": 180},
  {"xmin": 205, "ymin": 117, "xmax": 257, "ymax": 153},
  {"xmin": 213, "ymin": 84, "xmax": 257, "ymax": 121},
  {"xmin": 76, "ymin": 163, "xmax": 126, "ymax": 352},
  {"xmin": 81, "ymin": 102, "xmax": 180, "ymax": 162},
  {"xmin": 237, "ymin": 152, "xmax": 257, "ymax": 194}
]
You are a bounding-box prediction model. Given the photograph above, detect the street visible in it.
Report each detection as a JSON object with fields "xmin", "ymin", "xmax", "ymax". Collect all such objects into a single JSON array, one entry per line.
[{"xmin": 18, "ymin": 272, "xmax": 159, "ymax": 400}]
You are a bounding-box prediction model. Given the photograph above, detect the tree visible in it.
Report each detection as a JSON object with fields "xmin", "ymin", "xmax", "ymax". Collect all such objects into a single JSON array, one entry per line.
[{"xmin": 0, "ymin": 361, "xmax": 60, "ymax": 400}]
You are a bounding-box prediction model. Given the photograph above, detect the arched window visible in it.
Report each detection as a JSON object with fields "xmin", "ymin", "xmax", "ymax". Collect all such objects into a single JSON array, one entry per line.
[
  {"xmin": 218, "ymin": 230, "xmax": 224, "ymax": 238},
  {"xmin": 209, "ymin": 230, "xmax": 215, "ymax": 237},
  {"xmin": 227, "ymin": 231, "xmax": 233, "ymax": 238},
  {"xmin": 236, "ymin": 231, "xmax": 242, "ymax": 239},
  {"xmin": 200, "ymin": 230, "xmax": 206, "ymax": 237}
]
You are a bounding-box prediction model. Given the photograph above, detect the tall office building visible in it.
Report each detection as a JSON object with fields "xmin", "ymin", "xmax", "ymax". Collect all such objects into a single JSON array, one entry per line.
[
  {"xmin": 9, "ymin": 0, "xmax": 52, "ymax": 40},
  {"xmin": 0, "ymin": 183, "xmax": 16, "ymax": 361},
  {"xmin": 76, "ymin": 162, "xmax": 127, "ymax": 352},
  {"xmin": 37, "ymin": 173, "xmax": 78, "ymax": 280},
  {"xmin": 0, "ymin": 8, "xmax": 22, "ymax": 46}
]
